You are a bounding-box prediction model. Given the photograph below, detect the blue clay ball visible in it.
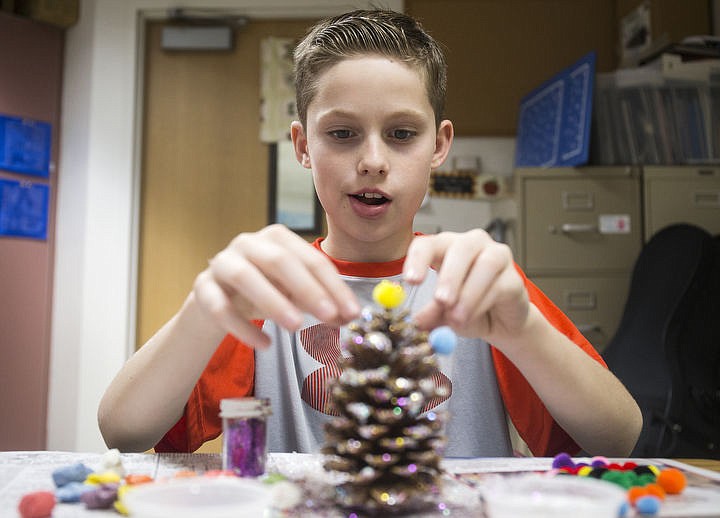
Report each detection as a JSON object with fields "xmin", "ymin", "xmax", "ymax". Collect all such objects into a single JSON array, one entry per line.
[
  {"xmin": 52, "ymin": 463, "xmax": 92, "ymax": 488},
  {"xmin": 56, "ymin": 481, "xmax": 93, "ymax": 503},
  {"xmin": 429, "ymin": 326, "xmax": 457, "ymax": 355},
  {"xmin": 635, "ymin": 495, "xmax": 661, "ymax": 515}
]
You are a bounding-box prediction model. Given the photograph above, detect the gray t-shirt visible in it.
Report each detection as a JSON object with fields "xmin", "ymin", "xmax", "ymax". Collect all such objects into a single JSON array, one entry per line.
[{"xmin": 255, "ymin": 270, "xmax": 512, "ymax": 458}]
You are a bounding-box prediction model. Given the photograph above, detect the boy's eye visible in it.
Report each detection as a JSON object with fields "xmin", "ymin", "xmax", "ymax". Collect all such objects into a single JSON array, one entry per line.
[
  {"xmin": 391, "ymin": 129, "xmax": 415, "ymax": 140},
  {"xmin": 329, "ymin": 129, "xmax": 353, "ymax": 139}
]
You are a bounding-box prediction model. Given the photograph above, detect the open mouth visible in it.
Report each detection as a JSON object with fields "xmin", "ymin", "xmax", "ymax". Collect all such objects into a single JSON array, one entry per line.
[{"xmin": 352, "ymin": 192, "xmax": 389, "ymax": 206}]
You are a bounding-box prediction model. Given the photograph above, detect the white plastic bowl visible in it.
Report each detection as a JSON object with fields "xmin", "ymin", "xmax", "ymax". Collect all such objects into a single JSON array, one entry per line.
[
  {"xmin": 480, "ymin": 474, "xmax": 627, "ymax": 518},
  {"xmin": 123, "ymin": 477, "xmax": 272, "ymax": 518}
]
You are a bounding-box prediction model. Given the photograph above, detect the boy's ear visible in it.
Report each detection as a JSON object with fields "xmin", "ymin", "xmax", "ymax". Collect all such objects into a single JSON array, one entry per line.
[
  {"xmin": 430, "ymin": 120, "xmax": 454, "ymax": 169},
  {"xmin": 290, "ymin": 121, "xmax": 312, "ymax": 169}
]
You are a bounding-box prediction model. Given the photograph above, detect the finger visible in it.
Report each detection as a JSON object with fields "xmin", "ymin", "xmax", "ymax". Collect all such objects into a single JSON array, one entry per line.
[
  {"xmin": 209, "ymin": 251, "xmax": 305, "ymax": 330},
  {"xmin": 412, "ymin": 298, "xmax": 446, "ymax": 331},
  {"xmin": 272, "ymin": 231, "xmax": 360, "ymax": 321},
  {"xmin": 432, "ymin": 230, "xmax": 496, "ymax": 308},
  {"xmin": 193, "ymin": 271, "xmax": 271, "ymax": 348},
  {"xmin": 226, "ymin": 227, "xmax": 359, "ymax": 325},
  {"xmin": 403, "ymin": 232, "xmax": 455, "ymax": 284},
  {"xmin": 447, "ymin": 241, "xmax": 510, "ymax": 325},
  {"xmin": 469, "ymin": 262, "xmax": 527, "ymax": 324}
]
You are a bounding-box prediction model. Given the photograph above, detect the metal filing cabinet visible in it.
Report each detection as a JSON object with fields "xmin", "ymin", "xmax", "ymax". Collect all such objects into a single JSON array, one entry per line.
[
  {"xmin": 644, "ymin": 166, "xmax": 720, "ymax": 239},
  {"xmin": 516, "ymin": 167, "xmax": 643, "ymax": 351}
]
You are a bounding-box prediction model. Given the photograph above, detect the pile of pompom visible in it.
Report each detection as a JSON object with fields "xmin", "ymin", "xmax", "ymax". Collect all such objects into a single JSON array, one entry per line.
[{"xmin": 552, "ymin": 453, "xmax": 687, "ymax": 516}]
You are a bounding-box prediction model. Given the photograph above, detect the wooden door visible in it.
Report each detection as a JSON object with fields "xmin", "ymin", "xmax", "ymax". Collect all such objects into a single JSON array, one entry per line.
[{"xmin": 138, "ymin": 19, "xmax": 315, "ymax": 349}]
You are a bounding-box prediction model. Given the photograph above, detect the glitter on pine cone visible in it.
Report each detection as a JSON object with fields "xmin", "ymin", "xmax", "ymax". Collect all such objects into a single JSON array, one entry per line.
[{"xmin": 322, "ymin": 281, "xmax": 449, "ymax": 515}]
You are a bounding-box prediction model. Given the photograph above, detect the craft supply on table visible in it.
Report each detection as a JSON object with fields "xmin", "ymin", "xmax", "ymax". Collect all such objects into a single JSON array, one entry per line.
[
  {"xmin": 480, "ymin": 473, "xmax": 627, "ymax": 518},
  {"xmin": 321, "ymin": 280, "xmax": 453, "ymax": 515},
  {"xmin": 17, "ymin": 491, "xmax": 55, "ymax": 518},
  {"xmin": 551, "ymin": 452, "xmax": 688, "ymax": 516},
  {"xmin": 220, "ymin": 397, "xmax": 272, "ymax": 477},
  {"xmin": 122, "ymin": 476, "xmax": 273, "ymax": 518},
  {"xmin": 8, "ymin": 451, "xmax": 720, "ymax": 517}
]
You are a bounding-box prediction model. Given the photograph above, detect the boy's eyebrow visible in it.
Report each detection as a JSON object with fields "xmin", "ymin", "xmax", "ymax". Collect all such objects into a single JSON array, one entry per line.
[{"xmin": 316, "ymin": 107, "xmax": 430, "ymax": 122}]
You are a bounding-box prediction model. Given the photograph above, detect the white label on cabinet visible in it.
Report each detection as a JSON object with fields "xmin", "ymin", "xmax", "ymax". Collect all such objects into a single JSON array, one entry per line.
[{"xmin": 598, "ymin": 214, "xmax": 631, "ymax": 234}]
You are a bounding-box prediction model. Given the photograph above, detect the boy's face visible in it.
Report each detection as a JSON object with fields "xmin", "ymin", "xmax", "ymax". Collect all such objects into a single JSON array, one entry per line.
[{"xmin": 291, "ymin": 55, "xmax": 453, "ymax": 261}]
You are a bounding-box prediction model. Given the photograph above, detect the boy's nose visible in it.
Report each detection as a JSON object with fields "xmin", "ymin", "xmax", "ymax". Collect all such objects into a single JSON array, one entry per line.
[{"xmin": 357, "ymin": 137, "xmax": 388, "ymax": 176}]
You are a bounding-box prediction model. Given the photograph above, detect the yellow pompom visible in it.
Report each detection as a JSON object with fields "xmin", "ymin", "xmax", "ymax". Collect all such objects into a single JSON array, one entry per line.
[
  {"xmin": 372, "ymin": 280, "xmax": 405, "ymax": 309},
  {"xmin": 577, "ymin": 465, "xmax": 593, "ymax": 477}
]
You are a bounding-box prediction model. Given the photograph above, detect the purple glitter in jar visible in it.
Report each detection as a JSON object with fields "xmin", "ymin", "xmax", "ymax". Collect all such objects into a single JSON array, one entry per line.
[{"xmin": 220, "ymin": 398, "xmax": 272, "ymax": 477}]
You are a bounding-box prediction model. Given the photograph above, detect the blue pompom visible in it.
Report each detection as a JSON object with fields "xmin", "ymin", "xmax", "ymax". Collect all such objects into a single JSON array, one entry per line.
[
  {"xmin": 429, "ymin": 326, "xmax": 457, "ymax": 355},
  {"xmin": 635, "ymin": 495, "xmax": 661, "ymax": 515}
]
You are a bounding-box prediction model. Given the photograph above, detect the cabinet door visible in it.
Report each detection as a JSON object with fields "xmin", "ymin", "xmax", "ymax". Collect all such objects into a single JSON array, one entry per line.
[
  {"xmin": 522, "ymin": 175, "xmax": 642, "ymax": 273},
  {"xmin": 531, "ymin": 274, "xmax": 631, "ymax": 352},
  {"xmin": 644, "ymin": 166, "xmax": 720, "ymax": 239}
]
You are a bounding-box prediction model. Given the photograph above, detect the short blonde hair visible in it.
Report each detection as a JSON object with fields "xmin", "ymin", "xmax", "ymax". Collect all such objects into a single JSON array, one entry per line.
[{"xmin": 293, "ymin": 9, "xmax": 447, "ymax": 128}]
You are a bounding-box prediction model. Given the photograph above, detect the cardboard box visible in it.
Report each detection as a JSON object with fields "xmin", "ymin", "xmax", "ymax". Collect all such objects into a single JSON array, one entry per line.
[{"xmin": 14, "ymin": 0, "xmax": 78, "ymax": 28}]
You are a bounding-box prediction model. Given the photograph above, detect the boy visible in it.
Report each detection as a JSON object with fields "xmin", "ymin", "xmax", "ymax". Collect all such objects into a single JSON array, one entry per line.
[{"xmin": 98, "ymin": 9, "xmax": 641, "ymax": 457}]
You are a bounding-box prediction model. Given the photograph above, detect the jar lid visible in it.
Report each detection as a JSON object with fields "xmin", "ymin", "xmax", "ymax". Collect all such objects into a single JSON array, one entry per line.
[{"xmin": 220, "ymin": 398, "xmax": 271, "ymax": 418}]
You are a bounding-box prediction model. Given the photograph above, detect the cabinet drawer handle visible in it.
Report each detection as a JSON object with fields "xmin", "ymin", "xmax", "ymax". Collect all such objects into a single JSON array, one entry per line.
[
  {"xmin": 693, "ymin": 191, "xmax": 720, "ymax": 208},
  {"xmin": 560, "ymin": 223, "xmax": 598, "ymax": 234}
]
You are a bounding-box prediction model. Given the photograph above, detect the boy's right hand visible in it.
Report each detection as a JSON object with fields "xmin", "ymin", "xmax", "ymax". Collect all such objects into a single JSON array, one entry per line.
[{"xmin": 191, "ymin": 224, "xmax": 360, "ymax": 349}]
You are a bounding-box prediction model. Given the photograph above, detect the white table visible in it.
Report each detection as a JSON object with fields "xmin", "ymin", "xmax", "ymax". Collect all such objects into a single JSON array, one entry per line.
[{"xmin": 2, "ymin": 451, "xmax": 720, "ymax": 517}]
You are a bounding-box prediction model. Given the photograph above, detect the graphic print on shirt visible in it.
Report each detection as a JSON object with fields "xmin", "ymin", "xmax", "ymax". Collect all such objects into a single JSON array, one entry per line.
[{"xmin": 299, "ymin": 323, "xmax": 452, "ymax": 415}]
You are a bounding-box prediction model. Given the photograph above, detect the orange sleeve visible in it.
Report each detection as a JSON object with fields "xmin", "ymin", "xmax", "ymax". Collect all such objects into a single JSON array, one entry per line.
[
  {"xmin": 492, "ymin": 265, "xmax": 607, "ymax": 457},
  {"xmin": 154, "ymin": 327, "xmax": 258, "ymax": 453}
]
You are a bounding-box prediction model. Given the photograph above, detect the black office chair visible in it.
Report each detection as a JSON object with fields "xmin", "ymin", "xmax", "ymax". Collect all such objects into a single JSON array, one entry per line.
[{"xmin": 603, "ymin": 223, "xmax": 719, "ymax": 458}]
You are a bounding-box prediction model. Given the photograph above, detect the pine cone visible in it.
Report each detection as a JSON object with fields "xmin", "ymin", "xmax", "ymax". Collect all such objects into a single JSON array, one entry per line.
[{"xmin": 322, "ymin": 282, "xmax": 449, "ymax": 514}]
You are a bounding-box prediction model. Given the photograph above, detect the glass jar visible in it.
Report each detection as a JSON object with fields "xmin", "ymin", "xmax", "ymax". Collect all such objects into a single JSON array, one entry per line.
[{"xmin": 220, "ymin": 397, "xmax": 271, "ymax": 477}]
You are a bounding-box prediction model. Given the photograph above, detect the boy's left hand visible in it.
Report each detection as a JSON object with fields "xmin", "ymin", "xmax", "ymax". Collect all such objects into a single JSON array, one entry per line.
[{"xmin": 403, "ymin": 230, "xmax": 530, "ymax": 345}]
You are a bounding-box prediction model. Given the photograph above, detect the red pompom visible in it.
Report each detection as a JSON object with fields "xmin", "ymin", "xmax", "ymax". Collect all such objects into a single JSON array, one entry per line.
[{"xmin": 18, "ymin": 491, "xmax": 55, "ymax": 518}]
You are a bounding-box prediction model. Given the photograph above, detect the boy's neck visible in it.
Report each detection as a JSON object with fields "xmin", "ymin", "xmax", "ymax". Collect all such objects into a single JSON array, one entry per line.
[{"xmin": 319, "ymin": 230, "xmax": 415, "ymax": 263}]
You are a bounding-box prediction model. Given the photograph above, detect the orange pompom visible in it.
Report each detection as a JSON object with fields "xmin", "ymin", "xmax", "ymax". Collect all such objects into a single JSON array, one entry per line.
[
  {"xmin": 627, "ymin": 486, "xmax": 647, "ymax": 505},
  {"xmin": 657, "ymin": 468, "xmax": 686, "ymax": 494},
  {"xmin": 644, "ymin": 483, "xmax": 667, "ymax": 501}
]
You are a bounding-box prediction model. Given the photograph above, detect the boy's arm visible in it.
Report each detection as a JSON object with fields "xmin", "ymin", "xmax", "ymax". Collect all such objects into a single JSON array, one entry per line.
[
  {"xmin": 98, "ymin": 293, "xmax": 228, "ymax": 452},
  {"xmin": 495, "ymin": 302, "xmax": 641, "ymax": 456},
  {"xmin": 98, "ymin": 225, "xmax": 359, "ymax": 452},
  {"xmin": 404, "ymin": 230, "xmax": 642, "ymax": 456}
]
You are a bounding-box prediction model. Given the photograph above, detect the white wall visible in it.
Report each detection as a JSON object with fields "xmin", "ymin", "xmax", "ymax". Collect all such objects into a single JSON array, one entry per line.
[
  {"xmin": 413, "ymin": 136, "xmax": 517, "ymax": 246},
  {"xmin": 49, "ymin": 0, "xmax": 403, "ymax": 452}
]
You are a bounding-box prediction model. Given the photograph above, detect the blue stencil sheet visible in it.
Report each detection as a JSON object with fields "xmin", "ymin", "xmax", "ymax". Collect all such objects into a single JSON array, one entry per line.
[
  {"xmin": 0, "ymin": 178, "xmax": 49, "ymax": 240},
  {"xmin": 0, "ymin": 114, "xmax": 52, "ymax": 177},
  {"xmin": 515, "ymin": 51, "xmax": 596, "ymax": 168}
]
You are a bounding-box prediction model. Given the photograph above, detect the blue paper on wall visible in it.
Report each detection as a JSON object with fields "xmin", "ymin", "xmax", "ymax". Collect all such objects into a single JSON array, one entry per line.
[
  {"xmin": 0, "ymin": 114, "xmax": 52, "ymax": 177},
  {"xmin": 0, "ymin": 178, "xmax": 49, "ymax": 240},
  {"xmin": 515, "ymin": 51, "xmax": 596, "ymax": 168}
]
